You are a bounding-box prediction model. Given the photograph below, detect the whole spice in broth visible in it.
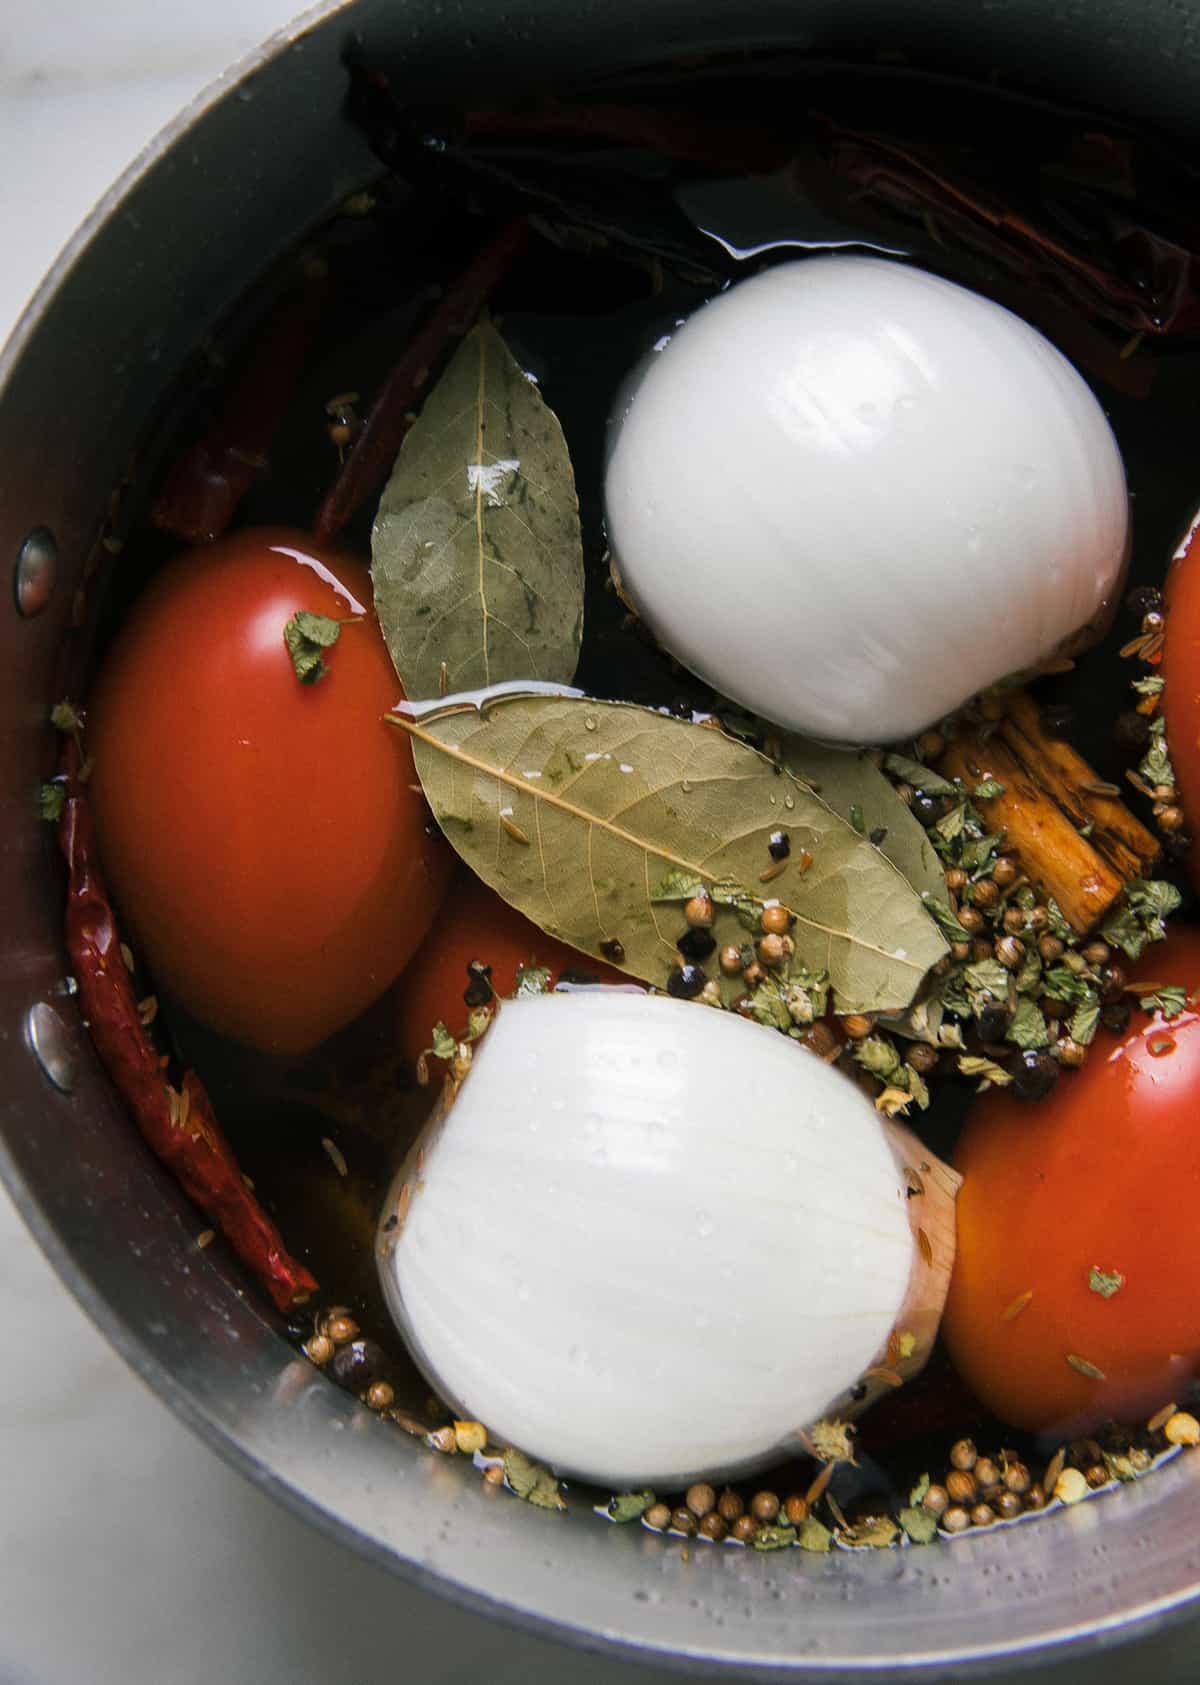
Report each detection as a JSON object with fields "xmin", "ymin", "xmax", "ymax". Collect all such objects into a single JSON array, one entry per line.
[{"xmin": 56, "ymin": 730, "xmax": 317, "ymax": 1312}]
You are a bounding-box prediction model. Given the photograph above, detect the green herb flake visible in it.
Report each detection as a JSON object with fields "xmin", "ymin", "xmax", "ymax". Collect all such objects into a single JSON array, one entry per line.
[
  {"xmin": 1140, "ymin": 984, "xmax": 1188, "ymax": 1020},
  {"xmin": 1006, "ymin": 996, "xmax": 1050, "ymax": 1051},
  {"xmin": 848, "ymin": 802, "xmax": 866, "ymax": 836},
  {"xmin": 841, "ymin": 1516, "xmax": 898, "ymax": 1549},
  {"xmin": 284, "ymin": 610, "xmax": 341, "ymax": 684},
  {"xmin": 1137, "ymin": 719, "xmax": 1175, "ymax": 792},
  {"xmin": 604, "ymin": 1489, "xmax": 655, "ymax": 1524},
  {"xmin": 1088, "ymin": 1266, "xmax": 1125, "ymax": 1299},
  {"xmin": 1066, "ymin": 1353, "xmax": 1107, "ymax": 1381},
  {"xmin": 958, "ymin": 1054, "xmax": 1013, "ymax": 1090},
  {"xmin": 428, "ymin": 1022, "xmax": 457, "ymax": 1060},
  {"xmin": 903, "ymin": 1063, "xmax": 931, "ymax": 1111},
  {"xmin": 909, "ymin": 1474, "xmax": 931, "ymax": 1508},
  {"xmin": 853, "ymin": 1035, "xmax": 903, "ymax": 1081},
  {"xmin": 922, "ymin": 895, "xmax": 973, "ymax": 945},
  {"xmin": 796, "ymin": 1515, "xmax": 833, "ymax": 1554},
  {"xmin": 883, "ymin": 753, "xmax": 957, "ymax": 797},
  {"xmin": 934, "ymin": 803, "xmax": 967, "ymax": 844},
  {"xmin": 503, "ymin": 1447, "xmax": 566, "ymax": 1511},
  {"xmin": 753, "ymin": 1523, "xmax": 798, "ymax": 1552},
  {"xmin": 514, "ymin": 963, "xmax": 553, "ymax": 998},
  {"xmin": 1132, "ymin": 675, "xmax": 1165, "ymax": 697},
  {"xmin": 1103, "ymin": 879, "xmax": 1183, "ymax": 960},
  {"xmin": 899, "ymin": 1506, "xmax": 939, "ymax": 1545},
  {"xmin": 650, "ymin": 869, "xmax": 705, "ymax": 904},
  {"xmin": 39, "ymin": 781, "xmax": 65, "ymax": 822},
  {"xmin": 1104, "ymin": 1450, "xmax": 1139, "ymax": 1483},
  {"xmin": 1043, "ymin": 898, "xmax": 1073, "ymax": 942},
  {"xmin": 50, "ymin": 700, "xmax": 81, "ymax": 734},
  {"xmin": 973, "ymin": 779, "xmax": 1006, "ymax": 801},
  {"xmin": 1070, "ymin": 1000, "xmax": 1101, "ymax": 1046},
  {"xmin": 1015, "ymin": 947, "xmax": 1043, "ymax": 996}
]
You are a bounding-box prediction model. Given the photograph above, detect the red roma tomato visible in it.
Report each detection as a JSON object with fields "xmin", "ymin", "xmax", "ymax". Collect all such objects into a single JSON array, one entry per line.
[
  {"xmin": 1165, "ymin": 513, "xmax": 1200, "ymax": 885},
  {"xmin": 87, "ymin": 528, "xmax": 453, "ymax": 1056},
  {"xmin": 396, "ymin": 867, "xmax": 628, "ymax": 1070},
  {"xmin": 943, "ymin": 928, "xmax": 1200, "ymax": 1436}
]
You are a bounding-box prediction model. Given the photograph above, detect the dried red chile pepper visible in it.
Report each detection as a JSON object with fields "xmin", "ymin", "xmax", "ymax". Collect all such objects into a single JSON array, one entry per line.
[{"xmin": 58, "ymin": 733, "xmax": 317, "ymax": 1312}]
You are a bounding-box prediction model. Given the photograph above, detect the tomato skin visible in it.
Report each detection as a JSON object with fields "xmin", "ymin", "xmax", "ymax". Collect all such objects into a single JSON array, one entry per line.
[
  {"xmin": 87, "ymin": 528, "xmax": 452, "ymax": 1056},
  {"xmin": 943, "ymin": 929, "xmax": 1200, "ymax": 1437},
  {"xmin": 1165, "ymin": 515, "xmax": 1200, "ymax": 888},
  {"xmin": 396, "ymin": 868, "xmax": 628, "ymax": 1069}
]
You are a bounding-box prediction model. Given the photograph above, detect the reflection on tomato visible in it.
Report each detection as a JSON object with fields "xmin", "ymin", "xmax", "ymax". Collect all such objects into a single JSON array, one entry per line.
[
  {"xmin": 87, "ymin": 528, "xmax": 452, "ymax": 1056},
  {"xmin": 1165, "ymin": 513, "xmax": 1200, "ymax": 889},
  {"xmin": 396, "ymin": 867, "xmax": 629, "ymax": 1070},
  {"xmin": 943, "ymin": 929, "xmax": 1200, "ymax": 1436}
]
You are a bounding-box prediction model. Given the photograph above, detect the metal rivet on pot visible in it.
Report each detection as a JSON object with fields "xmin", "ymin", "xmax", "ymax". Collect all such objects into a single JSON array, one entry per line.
[
  {"xmin": 25, "ymin": 1001, "xmax": 78, "ymax": 1093},
  {"xmin": 14, "ymin": 527, "xmax": 58, "ymax": 617}
]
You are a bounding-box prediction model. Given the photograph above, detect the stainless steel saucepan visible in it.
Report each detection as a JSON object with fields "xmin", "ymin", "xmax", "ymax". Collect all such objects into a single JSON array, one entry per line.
[{"xmin": 2, "ymin": 1, "xmax": 1198, "ymax": 1675}]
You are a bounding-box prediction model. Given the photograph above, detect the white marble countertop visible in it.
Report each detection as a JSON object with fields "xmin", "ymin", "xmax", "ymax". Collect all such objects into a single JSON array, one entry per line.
[{"xmin": 2, "ymin": 8, "xmax": 1200, "ymax": 1682}]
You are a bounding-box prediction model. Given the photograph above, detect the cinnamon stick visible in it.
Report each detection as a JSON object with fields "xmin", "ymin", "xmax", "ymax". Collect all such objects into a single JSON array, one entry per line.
[
  {"xmin": 939, "ymin": 732, "xmax": 1126, "ymax": 933},
  {"xmin": 1000, "ymin": 692, "xmax": 1160, "ymax": 880}
]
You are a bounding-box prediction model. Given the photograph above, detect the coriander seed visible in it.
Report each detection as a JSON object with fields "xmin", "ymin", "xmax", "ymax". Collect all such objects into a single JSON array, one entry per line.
[
  {"xmin": 750, "ymin": 1490, "xmax": 781, "ymax": 1523},
  {"xmin": 366, "ymin": 1380, "xmax": 395, "ymax": 1410},
  {"xmin": 1085, "ymin": 1464, "xmax": 1109, "ymax": 1489},
  {"xmin": 719, "ymin": 945, "xmax": 743, "ymax": 976},
  {"xmin": 972, "ymin": 938, "xmax": 995, "ymax": 963},
  {"xmin": 742, "ymin": 961, "xmax": 765, "ymax": 990},
  {"xmin": 995, "ymin": 1490, "xmax": 1022, "ymax": 1521},
  {"xmin": 1026, "ymin": 906, "xmax": 1050, "ymax": 934},
  {"xmin": 1002, "ymin": 907, "xmax": 1027, "ymax": 934},
  {"xmin": 304, "ymin": 1333, "xmax": 334, "ymax": 1366},
  {"xmin": 958, "ymin": 905, "xmax": 985, "ymax": 935},
  {"xmin": 325, "ymin": 1313, "xmax": 359, "ymax": 1345},
  {"xmin": 671, "ymin": 1507, "xmax": 697, "ymax": 1536},
  {"xmin": 685, "ymin": 892, "xmax": 715, "ymax": 929},
  {"xmin": 784, "ymin": 1494, "xmax": 808, "ymax": 1525},
  {"xmin": 699, "ymin": 1512, "xmax": 728, "ymax": 1541},
  {"xmin": 761, "ymin": 903, "xmax": 792, "ymax": 936},
  {"xmin": 1165, "ymin": 1411, "xmax": 1200, "ymax": 1446},
  {"xmin": 1082, "ymin": 940, "xmax": 1111, "ymax": 967},
  {"xmin": 949, "ymin": 1438, "xmax": 978, "ymax": 1471},
  {"xmin": 757, "ymin": 933, "xmax": 787, "ymax": 968},
  {"xmin": 970, "ymin": 1502, "xmax": 996, "ymax": 1528},
  {"xmin": 974, "ymin": 1456, "xmax": 1001, "ymax": 1491},
  {"xmin": 644, "ymin": 1503, "xmax": 671, "ymax": 1531},
  {"xmin": 1057, "ymin": 1037, "xmax": 1087, "ymax": 1069},
  {"xmin": 995, "ymin": 934, "xmax": 1024, "ymax": 970},
  {"xmin": 1038, "ymin": 935, "xmax": 1065, "ymax": 963},
  {"xmin": 922, "ymin": 1483, "xmax": 949, "ymax": 1517},
  {"xmin": 1024, "ymin": 1484, "xmax": 1046, "ymax": 1510},
  {"xmin": 717, "ymin": 1489, "xmax": 744, "ymax": 1522},
  {"xmin": 1003, "ymin": 1462, "xmax": 1031, "ymax": 1495},
  {"xmin": 1100, "ymin": 963, "xmax": 1127, "ymax": 1000},
  {"xmin": 971, "ymin": 878, "xmax": 1000, "ymax": 912},
  {"xmin": 907, "ymin": 1042, "xmax": 939, "ymax": 1074},
  {"xmin": 731, "ymin": 1514, "xmax": 758, "ymax": 1543},
  {"xmin": 840, "ymin": 1013, "xmax": 873, "ymax": 1041},
  {"xmin": 951, "ymin": 941, "xmax": 972, "ymax": 963},
  {"xmin": 945, "ymin": 867, "xmax": 968, "ymax": 892},
  {"xmin": 943, "ymin": 1469, "xmax": 977, "ymax": 1509},
  {"xmin": 482, "ymin": 1463, "xmax": 505, "ymax": 1487},
  {"xmin": 1158, "ymin": 804, "xmax": 1186, "ymax": 835},
  {"xmin": 686, "ymin": 1482, "xmax": 717, "ymax": 1518},
  {"xmin": 991, "ymin": 856, "xmax": 1018, "ymax": 888},
  {"xmin": 946, "ymin": 1470, "xmax": 977, "ymax": 1504},
  {"xmin": 942, "ymin": 1505, "xmax": 971, "ymax": 1534}
]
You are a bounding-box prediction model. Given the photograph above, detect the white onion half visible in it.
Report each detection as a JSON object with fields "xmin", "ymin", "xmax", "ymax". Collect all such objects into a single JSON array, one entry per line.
[
  {"xmin": 377, "ymin": 991, "xmax": 955, "ymax": 1487},
  {"xmin": 604, "ymin": 256, "xmax": 1128, "ymax": 744}
]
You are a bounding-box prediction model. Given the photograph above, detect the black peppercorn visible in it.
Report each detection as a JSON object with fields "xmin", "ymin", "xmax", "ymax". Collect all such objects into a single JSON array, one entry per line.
[
  {"xmin": 1101, "ymin": 998, "xmax": 1132, "ymax": 1034},
  {"xmin": 975, "ymin": 999, "xmax": 1010, "ymax": 1043},
  {"xmin": 911, "ymin": 791, "xmax": 945, "ymax": 826},
  {"xmin": 331, "ymin": 1338, "xmax": 383, "ymax": 1390},
  {"xmin": 677, "ymin": 926, "xmax": 717, "ymax": 962},
  {"xmin": 869, "ymin": 826, "xmax": 889, "ymax": 847},
  {"xmin": 600, "ymin": 937, "xmax": 625, "ymax": 964},
  {"xmin": 1009, "ymin": 1048, "xmax": 1058, "ymax": 1102},
  {"xmin": 1126, "ymin": 584, "xmax": 1163, "ymax": 617},
  {"xmin": 767, "ymin": 830, "xmax": 790, "ymax": 861},
  {"xmin": 1113, "ymin": 710, "xmax": 1152, "ymax": 755},
  {"xmin": 667, "ymin": 963, "xmax": 707, "ymax": 999},
  {"xmin": 463, "ymin": 960, "xmax": 494, "ymax": 1009}
]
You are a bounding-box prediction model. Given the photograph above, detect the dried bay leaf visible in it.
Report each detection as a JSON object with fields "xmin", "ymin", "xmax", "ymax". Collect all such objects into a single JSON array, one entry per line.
[
  {"xmin": 391, "ymin": 693, "xmax": 946, "ymax": 1014},
  {"xmin": 778, "ymin": 738, "xmax": 947, "ymax": 906},
  {"xmin": 371, "ymin": 322, "xmax": 584, "ymax": 700}
]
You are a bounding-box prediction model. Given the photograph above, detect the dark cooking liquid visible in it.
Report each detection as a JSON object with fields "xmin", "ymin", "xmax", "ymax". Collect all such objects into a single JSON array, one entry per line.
[{"xmin": 99, "ymin": 55, "xmax": 1200, "ymax": 1518}]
